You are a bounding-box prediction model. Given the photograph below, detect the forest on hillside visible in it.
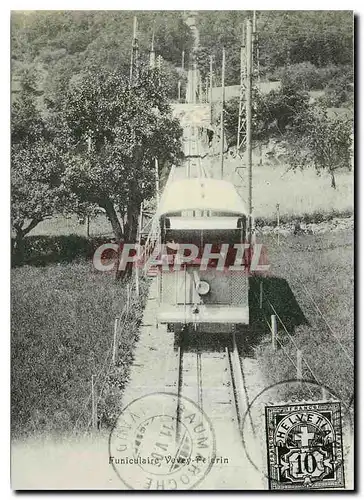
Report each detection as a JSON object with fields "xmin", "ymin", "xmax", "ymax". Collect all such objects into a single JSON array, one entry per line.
[
  {"xmin": 12, "ymin": 11, "xmax": 353, "ymax": 102},
  {"xmin": 197, "ymin": 11, "xmax": 353, "ymax": 84}
]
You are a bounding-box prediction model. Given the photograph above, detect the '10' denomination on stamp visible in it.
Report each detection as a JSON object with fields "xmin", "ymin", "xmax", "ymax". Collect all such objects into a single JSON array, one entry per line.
[{"xmin": 265, "ymin": 401, "xmax": 345, "ymax": 490}]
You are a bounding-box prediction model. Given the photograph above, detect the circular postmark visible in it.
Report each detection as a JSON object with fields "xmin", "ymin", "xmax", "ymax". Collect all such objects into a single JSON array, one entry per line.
[{"xmin": 109, "ymin": 392, "xmax": 216, "ymax": 490}]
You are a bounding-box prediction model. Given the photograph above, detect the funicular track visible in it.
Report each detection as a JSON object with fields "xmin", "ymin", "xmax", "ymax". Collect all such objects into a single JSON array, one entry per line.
[
  {"xmin": 174, "ymin": 329, "xmax": 253, "ymax": 444},
  {"xmin": 183, "ymin": 126, "xmax": 209, "ymax": 180},
  {"xmin": 166, "ymin": 125, "xmax": 253, "ymax": 447},
  {"xmin": 133, "ymin": 45, "xmax": 259, "ymax": 482}
]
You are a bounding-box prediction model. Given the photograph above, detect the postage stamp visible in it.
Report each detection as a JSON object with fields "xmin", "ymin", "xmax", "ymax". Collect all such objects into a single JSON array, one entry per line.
[
  {"xmin": 265, "ymin": 401, "xmax": 345, "ymax": 490},
  {"xmin": 109, "ymin": 392, "xmax": 216, "ymax": 490}
]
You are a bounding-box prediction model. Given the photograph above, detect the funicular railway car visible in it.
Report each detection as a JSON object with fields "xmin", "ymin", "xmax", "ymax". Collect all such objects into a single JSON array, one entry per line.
[{"xmin": 154, "ymin": 177, "xmax": 250, "ymax": 334}]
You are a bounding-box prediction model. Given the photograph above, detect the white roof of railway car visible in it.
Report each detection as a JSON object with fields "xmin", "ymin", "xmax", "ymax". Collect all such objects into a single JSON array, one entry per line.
[
  {"xmin": 158, "ymin": 178, "xmax": 247, "ymax": 217},
  {"xmin": 168, "ymin": 217, "xmax": 240, "ymax": 230}
]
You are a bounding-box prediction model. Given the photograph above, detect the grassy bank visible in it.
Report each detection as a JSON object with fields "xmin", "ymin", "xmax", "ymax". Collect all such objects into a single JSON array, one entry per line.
[
  {"xmin": 11, "ymin": 262, "xmax": 148, "ymax": 438},
  {"xmin": 202, "ymin": 153, "xmax": 353, "ymax": 219},
  {"xmin": 252, "ymin": 229, "xmax": 353, "ymax": 404}
]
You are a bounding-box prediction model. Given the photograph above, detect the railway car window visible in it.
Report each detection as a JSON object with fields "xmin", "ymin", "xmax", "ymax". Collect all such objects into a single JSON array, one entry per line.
[{"xmin": 161, "ymin": 228, "xmax": 242, "ymax": 267}]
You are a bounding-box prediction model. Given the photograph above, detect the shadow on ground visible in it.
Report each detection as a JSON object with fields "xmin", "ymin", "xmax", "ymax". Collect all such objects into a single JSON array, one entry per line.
[
  {"xmin": 242, "ymin": 276, "xmax": 309, "ymax": 356},
  {"xmin": 172, "ymin": 276, "xmax": 308, "ymax": 356}
]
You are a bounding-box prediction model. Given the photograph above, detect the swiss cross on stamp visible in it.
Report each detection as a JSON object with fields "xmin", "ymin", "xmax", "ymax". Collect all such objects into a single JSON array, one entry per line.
[{"xmin": 265, "ymin": 401, "xmax": 345, "ymax": 490}]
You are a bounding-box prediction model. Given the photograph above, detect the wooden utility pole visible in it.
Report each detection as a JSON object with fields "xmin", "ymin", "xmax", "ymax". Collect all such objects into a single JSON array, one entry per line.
[
  {"xmin": 135, "ymin": 202, "xmax": 143, "ymax": 297},
  {"xmin": 155, "ymin": 158, "xmax": 160, "ymax": 205},
  {"xmin": 236, "ymin": 23, "xmax": 246, "ymax": 157},
  {"xmin": 246, "ymin": 20, "xmax": 253, "ymax": 243},
  {"xmin": 129, "ymin": 16, "xmax": 139, "ymax": 85},
  {"xmin": 157, "ymin": 55, "xmax": 162, "ymax": 86},
  {"xmin": 271, "ymin": 314, "xmax": 277, "ymax": 350},
  {"xmin": 112, "ymin": 318, "xmax": 119, "ymax": 364},
  {"xmin": 91, "ymin": 375, "xmax": 97, "ymax": 429},
  {"xmin": 86, "ymin": 135, "xmax": 91, "ymax": 238},
  {"xmin": 149, "ymin": 29, "xmax": 155, "ymax": 69},
  {"xmin": 178, "ymin": 50, "xmax": 184, "ymax": 102},
  {"xmin": 199, "ymin": 78, "xmax": 203, "ymax": 103},
  {"xmin": 253, "ymin": 11, "xmax": 257, "ymax": 34},
  {"xmin": 209, "ymin": 55, "xmax": 213, "ymax": 122},
  {"xmin": 259, "ymin": 281, "xmax": 263, "ymax": 309},
  {"xmin": 297, "ymin": 349, "xmax": 303, "ymax": 386},
  {"xmin": 253, "ymin": 11, "xmax": 260, "ymax": 82},
  {"xmin": 86, "ymin": 215, "xmax": 90, "ymax": 238},
  {"xmin": 220, "ymin": 48, "xmax": 225, "ymax": 180}
]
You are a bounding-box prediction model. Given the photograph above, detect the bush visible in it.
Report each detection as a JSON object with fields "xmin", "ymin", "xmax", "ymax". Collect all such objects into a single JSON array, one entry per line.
[
  {"xmin": 318, "ymin": 70, "xmax": 354, "ymax": 108},
  {"xmin": 270, "ymin": 63, "xmax": 348, "ymax": 91},
  {"xmin": 11, "ymin": 234, "xmax": 111, "ymax": 267}
]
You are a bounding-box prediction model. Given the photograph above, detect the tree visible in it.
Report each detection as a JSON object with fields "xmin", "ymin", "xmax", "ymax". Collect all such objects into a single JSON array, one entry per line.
[
  {"xmin": 57, "ymin": 67, "xmax": 183, "ymax": 248},
  {"xmin": 11, "ymin": 69, "xmax": 68, "ymax": 262},
  {"xmin": 318, "ymin": 70, "xmax": 354, "ymax": 108},
  {"xmin": 224, "ymin": 83, "xmax": 310, "ymax": 148},
  {"xmin": 255, "ymin": 83, "xmax": 310, "ymax": 139},
  {"xmin": 285, "ymin": 106, "xmax": 352, "ymax": 189},
  {"xmin": 11, "ymin": 142, "xmax": 68, "ymax": 251}
]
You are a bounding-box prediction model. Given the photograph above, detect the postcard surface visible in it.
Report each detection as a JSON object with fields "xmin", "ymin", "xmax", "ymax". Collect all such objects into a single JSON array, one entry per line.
[{"xmin": 11, "ymin": 10, "xmax": 354, "ymax": 490}]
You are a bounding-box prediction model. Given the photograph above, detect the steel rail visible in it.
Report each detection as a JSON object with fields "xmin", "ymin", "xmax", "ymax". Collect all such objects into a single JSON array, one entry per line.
[{"xmin": 174, "ymin": 329, "xmax": 252, "ymax": 445}]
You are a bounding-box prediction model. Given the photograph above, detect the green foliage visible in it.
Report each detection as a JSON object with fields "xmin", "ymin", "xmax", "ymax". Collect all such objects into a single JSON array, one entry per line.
[
  {"xmin": 197, "ymin": 11, "xmax": 353, "ymax": 84},
  {"xmin": 255, "ymin": 83, "xmax": 310, "ymax": 138},
  {"xmin": 224, "ymin": 83, "xmax": 310, "ymax": 147},
  {"xmin": 258, "ymin": 11, "xmax": 353, "ymax": 70},
  {"xmin": 318, "ymin": 70, "xmax": 354, "ymax": 108},
  {"xmin": 11, "ymin": 11, "xmax": 193, "ymax": 108},
  {"xmin": 270, "ymin": 63, "xmax": 348, "ymax": 91},
  {"xmin": 285, "ymin": 106, "xmax": 352, "ymax": 188},
  {"xmin": 196, "ymin": 11, "xmax": 248, "ymax": 85},
  {"xmin": 11, "ymin": 12, "xmax": 185, "ymax": 247},
  {"xmin": 97, "ymin": 283, "xmax": 149, "ymax": 428},
  {"xmin": 11, "ymin": 141, "xmax": 67, "ymax": 227},
  {"xmin": 11, "ymin": 234, "xmax": 109, "ymax": 267},
  {"xmin": 254, "ymin": 209, "xmax": 353, "ymax": 229},
  {"xmin": 12, "ymin": 11, "xmax": 353, "ymax": 99},
  {"xmin": 54, "ymin": 67, "xmax": 183, "ymax": 242},
  {"xmin": 11, "ymin": 69, "xmax": 71, "ymax": 259},
  {"xmin": 225, "ymin": 79, "xmax": 352, "ymax": 190},
  {"xmin": 12, "ymin": 68, "xmax": 44, "ymax": 142}
]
